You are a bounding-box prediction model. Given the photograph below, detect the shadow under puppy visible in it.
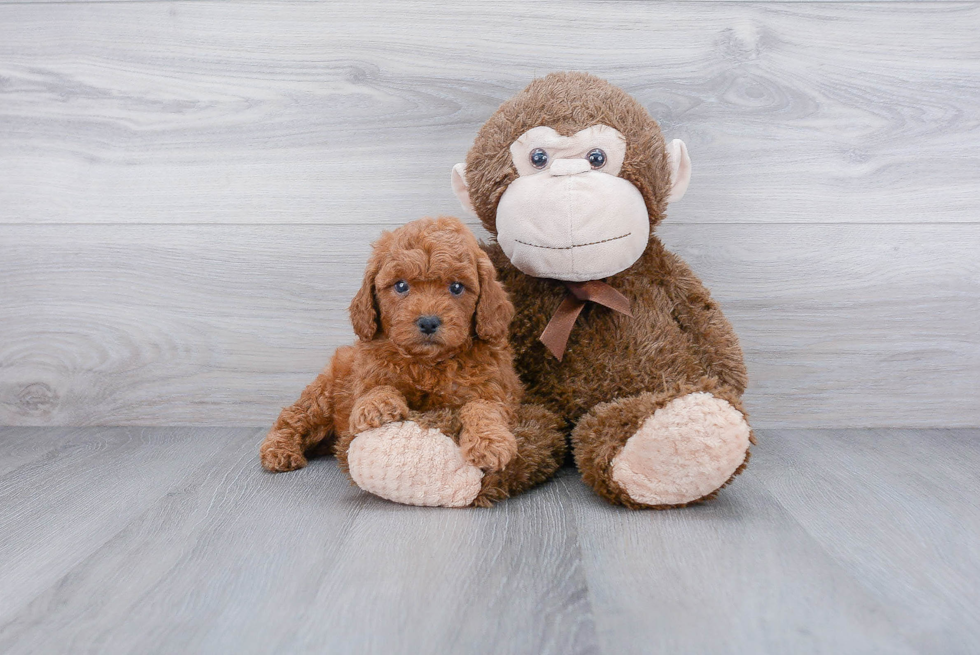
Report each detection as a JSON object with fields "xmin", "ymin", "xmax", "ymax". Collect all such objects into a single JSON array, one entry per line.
[{"xmin": 260, "ymin": 216, "xmax": 565, "ymax": 507}]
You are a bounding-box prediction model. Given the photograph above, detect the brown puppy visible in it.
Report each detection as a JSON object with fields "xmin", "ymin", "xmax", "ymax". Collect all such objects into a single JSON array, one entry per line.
[{"xmin": 260, "ymin": 216, "xmax": 521, "ymax": 477}]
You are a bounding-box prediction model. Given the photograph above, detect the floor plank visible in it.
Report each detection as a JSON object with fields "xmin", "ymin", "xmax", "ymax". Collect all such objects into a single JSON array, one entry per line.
[
  {"xmin": 0, "ymin": 428, "xmax": 595, "ymax": 655},
  {"xmin": 276, "ymin": 476, "xmax": 596, "ymax": 655},
  {"xmin": 755, "ymin": 429, "xmax": 980, "ymax": 654},
  {"xmin": 0, "ymin": 427, "xmax": 100, "ymax": 477},
  {"xmin": 0, "ymin": 429, "xmax": 376, "ymax": 654},
  {"xmin": 2, "ymin": 427, "xmax": 978, "ymax": 653},
  {"xmin": 0, "ymin": 2, "xmax": 977, "ymax": 225},
  {"xmin": 0, "ymin": 427, "xmax": 245, "ymax": 620},
  {"xmin": 563, "ymin": 471, "xmax": 916, "ymax": 654}
]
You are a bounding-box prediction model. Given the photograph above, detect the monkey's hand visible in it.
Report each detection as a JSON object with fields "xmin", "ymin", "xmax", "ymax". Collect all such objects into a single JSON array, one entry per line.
[{"xmin": 349, "ymin": 386, "xmax": 410, "ymax": 434}]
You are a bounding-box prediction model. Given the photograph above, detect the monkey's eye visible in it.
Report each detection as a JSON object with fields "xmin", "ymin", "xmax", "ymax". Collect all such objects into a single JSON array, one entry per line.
[
  {"xmin": 529, "ymin": 148, "xmax": 549, "ymax": 169},
  {"xmin": 449, "ymin": 282, "xmax": 465, "ymax": 297},
  {"xmin": 587, "ymin": 148, "xmax": 607, "ymax": 169},
  {"xmin": 393, "ymin": 280, "xmax": 409, "ymax": 295}
]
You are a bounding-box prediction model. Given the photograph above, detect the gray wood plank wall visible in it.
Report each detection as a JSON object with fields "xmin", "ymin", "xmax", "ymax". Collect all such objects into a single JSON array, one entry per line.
[{"xmin": 1, "ymin": 1, "xmax": 978, "ymax": 427}]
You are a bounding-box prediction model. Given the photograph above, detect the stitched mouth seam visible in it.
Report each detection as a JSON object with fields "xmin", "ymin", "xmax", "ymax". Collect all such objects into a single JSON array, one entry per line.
[{"xmin": 514, "ymin": 233, "xmax": 632, "ymax": 250}]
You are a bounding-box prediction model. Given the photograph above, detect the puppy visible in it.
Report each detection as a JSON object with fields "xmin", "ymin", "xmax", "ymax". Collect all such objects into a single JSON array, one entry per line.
[{"xmin": 260, "ymin": 216, "xmax": 521, "ymax": 475}]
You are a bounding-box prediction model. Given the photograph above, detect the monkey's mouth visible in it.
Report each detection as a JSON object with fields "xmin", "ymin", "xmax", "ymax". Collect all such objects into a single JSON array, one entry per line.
[{"xmin": 513, "ymin": 233, "xmax": 631, "ymax": 250}]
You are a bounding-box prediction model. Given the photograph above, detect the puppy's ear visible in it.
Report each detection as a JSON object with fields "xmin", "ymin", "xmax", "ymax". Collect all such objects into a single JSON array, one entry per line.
[
  {"xmin": 350, "ymin": 249, "xmax": 383, "ymax": 341},
  {"xmin": 475, "ymin": 252, "xmax": 514, "ymax": 344}
]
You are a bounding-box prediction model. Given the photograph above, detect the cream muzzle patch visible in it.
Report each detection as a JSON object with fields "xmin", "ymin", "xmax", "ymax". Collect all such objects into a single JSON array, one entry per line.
[
  {"xmin": 451, "ymin": 125, "xmax": 691, "ymax": 282},
  {"xmin": 496, "ymin": 125, "xmax": 649, "ymax": 281}
]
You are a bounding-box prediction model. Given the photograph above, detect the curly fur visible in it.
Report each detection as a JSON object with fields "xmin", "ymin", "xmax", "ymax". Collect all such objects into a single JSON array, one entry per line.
[
  {"xmin": 260, "ymin": 217, "xmax": 524, "ymax": 478},
  {"xmin": 463, "ymin": 72, "xmax": 754, "ymax": 508}
]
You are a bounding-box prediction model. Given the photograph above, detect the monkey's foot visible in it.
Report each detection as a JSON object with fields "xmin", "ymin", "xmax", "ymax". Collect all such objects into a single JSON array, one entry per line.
[
  {"xmin": 347, "ymin": 421, "xmax": 483, "ymax": 507},
  {"xmin": 611, "ymin": 392, "xmax": 750, "ymax": 506}
]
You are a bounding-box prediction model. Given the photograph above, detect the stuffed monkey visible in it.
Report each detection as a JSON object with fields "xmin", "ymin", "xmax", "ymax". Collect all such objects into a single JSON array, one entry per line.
[{"xmin": 450, "ymin": 72, "xmax": 754, "ymax": 508}]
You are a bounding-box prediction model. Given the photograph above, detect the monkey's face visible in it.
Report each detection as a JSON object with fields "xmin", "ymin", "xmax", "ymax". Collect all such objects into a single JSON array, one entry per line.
[
  {"xmin": 494, "ymin": 125, "xmax": 649, "ymax": 281},
  {"xmin": 451, "ymin": 72, "xmax": 693, "ymax": 283}
]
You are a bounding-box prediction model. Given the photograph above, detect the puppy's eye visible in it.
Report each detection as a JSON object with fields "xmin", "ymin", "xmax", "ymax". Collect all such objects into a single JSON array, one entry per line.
[
  {"xmin": 529, "ymin": 148, "xmax": 549, "ymax": 169},
  {"xmin": 393, "ymin": 280, "xmax": 409, "ymax": 295},
  {"xmin": 449, "ymin": 282, "xmax": 465, "ymax": 297},
  {"xmin": 587, "ymin": 148, "xmax": 607, "ymax": 169}
]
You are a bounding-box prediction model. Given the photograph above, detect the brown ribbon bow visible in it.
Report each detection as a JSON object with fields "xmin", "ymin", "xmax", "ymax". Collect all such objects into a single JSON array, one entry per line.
[{"xmin": 539, "ymin": 280, "xmax": 633, "ymax": 361}]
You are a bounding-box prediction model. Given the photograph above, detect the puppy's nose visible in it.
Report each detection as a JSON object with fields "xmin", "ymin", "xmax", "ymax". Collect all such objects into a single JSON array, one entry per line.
[
  {"xmin": 416, "ymin": 315, "xmax": 441, "ymax": 335},
  {"xmin": 549, "ymin": 158, "xmax": 591, "ymax": 176}
]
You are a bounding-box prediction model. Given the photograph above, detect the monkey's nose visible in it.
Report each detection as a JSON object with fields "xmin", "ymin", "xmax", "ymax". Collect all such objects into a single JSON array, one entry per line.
[
  {"xmin": 416, "ymin": 315, "xmax": 441, "ymax": 335},
  {"xmin": 549, "ymin": 158, "xmax": 592, "ymax": 176}
]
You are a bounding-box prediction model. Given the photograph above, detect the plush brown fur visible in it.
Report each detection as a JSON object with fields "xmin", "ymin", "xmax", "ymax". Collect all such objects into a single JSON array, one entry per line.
[
  {"xmin": 463, "ymin": 72, "xmax": 754, "ymax": 508},
  {"xmin": 260, "ymin": 216, "xmax": 566, "ymax": 505}
]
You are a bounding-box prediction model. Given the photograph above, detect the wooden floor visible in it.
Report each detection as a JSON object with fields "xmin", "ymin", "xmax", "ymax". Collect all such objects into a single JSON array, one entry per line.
[{"xmin": 0, "ymin": 428, "xmax": 977, "ymax": 654}]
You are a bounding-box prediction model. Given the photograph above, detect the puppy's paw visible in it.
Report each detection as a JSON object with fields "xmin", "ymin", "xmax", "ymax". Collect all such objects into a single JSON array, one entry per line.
[
  {"xmin": 460, "ymin": 425, "xmax": 518, "ymax": 472},
  {"xmin": 260, "ymin": 437, "xmax": 308, "ymax": 472},
  {"xmin": 349, "ymin": 393, "xmax": 410, "ymax": 434}
]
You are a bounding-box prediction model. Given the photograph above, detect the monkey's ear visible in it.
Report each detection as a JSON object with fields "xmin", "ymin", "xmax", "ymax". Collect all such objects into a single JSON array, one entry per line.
[
  {"xmin": 451, "ymin": 163, "xmax": 477, "ymax": 216},
  {"xmin": 666, "ymin": 139, "xmax": 692, "ymax": 203}
]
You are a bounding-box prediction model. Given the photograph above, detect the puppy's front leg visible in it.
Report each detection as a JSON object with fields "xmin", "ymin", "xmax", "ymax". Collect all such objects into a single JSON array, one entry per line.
[
  {"xmin": 349, "ymin": 385, "xmax": 410, "ymax": 434},
  {"xmin": 459, "ymin": 400, "xmax": 518, "ymax": 472}
]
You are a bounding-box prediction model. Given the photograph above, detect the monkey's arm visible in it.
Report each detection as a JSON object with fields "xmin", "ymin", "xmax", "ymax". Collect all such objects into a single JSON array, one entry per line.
[{"xmin": 662, "ymin": 252, "xmax": 748, "ymax": 395}]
